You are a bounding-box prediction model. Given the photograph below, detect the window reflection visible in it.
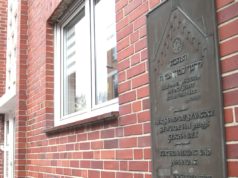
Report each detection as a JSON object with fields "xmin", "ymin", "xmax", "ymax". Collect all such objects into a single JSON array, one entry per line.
[{"xmin": 94, "ymin": 0, "xmax": 118, "ymax": 104}]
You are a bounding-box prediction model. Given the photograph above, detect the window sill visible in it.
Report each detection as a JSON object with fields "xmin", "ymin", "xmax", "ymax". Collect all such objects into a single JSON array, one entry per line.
[{"xmin": 45, "ymin": 111, "xmax": 119, "ymax": 135}]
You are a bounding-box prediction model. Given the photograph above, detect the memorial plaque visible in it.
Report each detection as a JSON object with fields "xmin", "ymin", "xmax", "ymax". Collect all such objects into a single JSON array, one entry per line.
[{"xmin": 146, "ymin": 0, "xmax": 227, "ymax": 177}]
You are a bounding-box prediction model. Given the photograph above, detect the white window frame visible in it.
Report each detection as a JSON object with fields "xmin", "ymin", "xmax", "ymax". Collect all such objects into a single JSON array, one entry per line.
[{"xmin": 54, "ymin": 0, "xmax": 118, "ymax": 126}]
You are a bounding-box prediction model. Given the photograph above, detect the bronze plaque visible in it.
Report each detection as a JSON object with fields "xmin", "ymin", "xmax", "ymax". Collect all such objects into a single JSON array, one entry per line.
[{"xmin": 147, "ymin": 0, "xmax": 227, "ymax": 177}]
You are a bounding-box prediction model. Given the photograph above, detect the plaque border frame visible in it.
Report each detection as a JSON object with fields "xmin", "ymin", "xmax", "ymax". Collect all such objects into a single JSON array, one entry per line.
[{"xmin": 146, "ymin": 0, "xmax": 227, "ymax": 177}]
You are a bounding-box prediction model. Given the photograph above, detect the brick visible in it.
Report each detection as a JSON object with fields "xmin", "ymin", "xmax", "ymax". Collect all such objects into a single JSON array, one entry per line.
[
  {"xmin": 101, "ymin": 171, "xmax": 115, "ymax": 178},
  {"xmin": 66, "ymin": 144, "xmax": 75, "ymax": 151},
  {"xmin": 132, "ymin": 73, "xmax": 149, "ymax": 89},
  {"xmin": 116, "ymin": 172, "xmax": 133, "ymax": 178},
  {"xmin": 118, "ymin": 45, "xmax": 134, "ymax": 62},
  {"xmin": 72, "ymin": 152, "xmax": 82, "ymax": 159},
  {"xmin": 104, "ymin": 161, "xmax": 119, "ymax": 170},
  {"xmin": 132, "ymin": 101, "xmax": 142, "ymax": 112},
  {"xmin": 118, "ymin": 81, "xmax": 131, "ymax": 94},
  {"xmin": 80, "ymin": 142, "xmax": 90, "ymax": 150},
  {"xmin": 117, "ymin": 17, "xmax": 129, "ymax": 33},
  {"xmin": 119, "ymin": 90, "xmax": 136, "ymax": 104},
  {"xmin": 236, "ymin": 107, "xmax": 238, "ymax": 122},
  {"xmin": 93, "ymin": 150, "xmax": 100, "ymax": 159},
  {"xmin": 116, "ymin": 149, "xmax": 133, "ymax": 160},
  {"xmin": 120, "ymin": 161, "xmax": 128, "ymax": 171},
  {"xmin": 81, "ymin": 170, "xmax": 88, "ymax": 177},
  {"xmin": 101, "ymin": 129, "xmax": 115, "ymax": 139},
  {"xmin": 149, "ymin": 0, "xmax": 161, "ymax": 9},
  {"xmin": 129, "ymin": 161, "xmax": 148, "ymax": 171},
  {"xmin": 125, "ymin": 0, "xmax": 142, "ymax": 15},
  {"xmin": 128, "ymin": 2, "xmax": 149, "ymax": 23},
  {"xmin": 72, "ymin": 169, "xmax": 81, "ymax": 177},
  {"xmin": 137, "ymin": 85, "xmax": 149, "ymax": 99},
  {"xmin": 119, "ymin": 137, "xmax": 137, "ymax": 148},
  {"xmin": 127, "ymin": 62, "xmax": 146, "ymax": 79},
  {"xmin": 134, "ymin": 16, "xmax": 146, "ymax": 30},
  {"xmin": 64, "ymin": 168, "xmax": 72, "ymax": 176},
  {"xmin": 117, "ymin": 36, "xmax": 130, "ymax": 52},
  {"xmin": 88, "ymin": 170, "xmax": 100, "ymax": 178},
  {"xmin": 119, "ymin": 70, "xmax": 126, "ymax": 83},
  {"xmin": 83, "ymin": 152, "xmax": 93, "ymax": 159},
  {"xmin": 130, "ymin": 30, "xmax": 140, "ymax": 43},
  {"xmin": 144, "ymin": 148, "xmax": 151, "ymax": 159},
  {"xmin": 116, "ymin": 10, "xmax": 123, "ymax": 22},
  {"xmin": 138, "ymin": 135, "xmax": 151, "ymax": 147},
  {"xmin": 216, "ymin": 0, "xmax": 234, "ymax": 9},
  {"xmin": 124, "ymin": 124, "xmax": 143, "ymax": 136},
  {"xmin": 131, "ymin": 53, "xmax": 141, "ymax": 66},
  {"xmin": 101, "ymin": 150, "xmax": 115, "ymax": 159},
  {"xmin": 119, "ymin": 113, "xmax": 137, "ymax": 126},
  {"xmin": 119, "ymin": 103, "xmax": 132, "ymax": 116},
  {"xmin": 134, "ymin": 173, "xmax": 144, "ymax": 178},
  {"xmin": 145, "ymin": 174, "xmax": 152, "ymax": 178},
  {"xmin": 116, "ymin": 127, "xmax": 124, "ymax": 137},
  {"xmin": 116, "ymin": 0, "xmax": 128, "ymax": 12},
  {"xmin": 143, "ymin": 122, "xmax": 151, "ymax": 134},
  {"xmin": 227, "ymin": 161, "xmax": 238, "ymax": 177},
  {"xmin": 224, "ymin": 108, "xmax": 234, "ymax": 123},
  {"xmin": 134, "ymin": 149, "xmax": 143, "ymax": 159},
  {"xmin": 117, "ymin": 24, "xmax": 133, "ymax": 41},
  {"xmin": 88, "ymin": 131, "xmax": 99, "ymax": 140},
  {"xmin": 143, "ymin": 98, "xmax": 150, "ymax": 110},
  {"xmin": 226, "ymin": 126, "xmax": 238, "ymax": 141},
  {"xmin": 91, "ymin": 141, "xmax": 103, "ymax": 149},
  {"xmin": 221, "ymin": 54, "xmax": 238, "ymax": 73},
  {"xmin": 118, "ymin": 58, "xmax": 130, "ymax": 71},
  {"xmin": 138, "ymin": 110, "xmax": 150, "ymax": 123},
  {"xmin": 139, "ymin": 25, "xmax": 147, "ymax": 38},
  {"xmin": 219, "ymin": 18, "xmax": 238, "ymax": 41},
  {"xmin": 222, "ymin": 73, "xmax": 238, "ymax": 90},
  {"xmin": 77, "ymin": 133, "xmax": 87, "ymax": 142},
  {"xmin": 91, "ymin": 161, "xmax": 103, "ymax": 169},
  {"xmin": 227, "ymin": 144, "xmax": 238, "ymax": 159},
  {"xmin": 217, "ymin": 2, "xmax": 238, "ymax": 24},
  {"xmin": 104, "ymin": 139, "xmax": 118, "ymax": 149},
  {"xmin": 135, "ymin": 37, "xmax": 147, "ymax": 52},
  {"xmin": 220, "ymin": 36, "xmax": 238, "ymax": 57},
  {"xmin": 70, "ymin": 161, "xmax": 79, "ymax": 168},
  {"xmin": 223, "ymin": 90, "xmax": 238, "ymax": 106}
]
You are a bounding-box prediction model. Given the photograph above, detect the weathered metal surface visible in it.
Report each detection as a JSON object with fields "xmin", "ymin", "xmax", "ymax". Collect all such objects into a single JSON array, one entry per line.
[{"xmin": 147, "ymin": 0, "xmax": 227, "ymax": 177}]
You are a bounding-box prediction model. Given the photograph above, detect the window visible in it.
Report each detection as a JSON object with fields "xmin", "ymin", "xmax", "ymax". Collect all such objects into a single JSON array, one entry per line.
[{"xmin": 54, "ymin": 0, "xmax": 118, "ymax": 125}]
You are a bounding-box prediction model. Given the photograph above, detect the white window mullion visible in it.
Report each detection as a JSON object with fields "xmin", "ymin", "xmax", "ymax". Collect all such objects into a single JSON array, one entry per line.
[
  {"xmin": 54, "ymin": 25, "xmax": 62, "ymax": 123},
  {"xmin": 90, "ymin": 0, "xmax": 96, "ymax": 111},
  {"xmin": 85, "ymin": 0, "xmax": 93, "ymax": 113}
]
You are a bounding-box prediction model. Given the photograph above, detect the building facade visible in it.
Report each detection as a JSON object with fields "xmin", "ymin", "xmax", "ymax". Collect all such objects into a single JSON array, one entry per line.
[{"xmin": 0, "ymin": 0, "xmax": 237, "ymax": 177}]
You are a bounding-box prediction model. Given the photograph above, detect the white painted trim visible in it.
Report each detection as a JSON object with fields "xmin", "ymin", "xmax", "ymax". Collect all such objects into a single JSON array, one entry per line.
[
  {"xmin": 0, "ymin": 91, "xmax": 16, "ymax": 113},
  {"xmin": 54, "ymin": 24, "xmax": 61, "ymax": 121},
  {"xmin": 55, "ymin": 100, "xmax": 118, "ymax": 126},
  {"xmin": 4, "ymin": 112, "xmax": 15, "ymax": 178}
]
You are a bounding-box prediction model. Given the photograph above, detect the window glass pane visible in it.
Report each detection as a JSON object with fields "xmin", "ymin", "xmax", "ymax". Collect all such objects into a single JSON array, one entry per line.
[
  {"xmin": 94, "ymin": 0, "xmax": 118, "ymax": 105},
  {"xmin": 63, "ymin": 8, "xmax": 90, "ymax": 115}
]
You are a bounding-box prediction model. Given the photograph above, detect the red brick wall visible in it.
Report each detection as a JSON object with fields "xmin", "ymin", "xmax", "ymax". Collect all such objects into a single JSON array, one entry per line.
[
  {"xmin": 15, "ymin": 1, "xmax": 29, "ymax": 177},
  {"xmin": 217, "ymin": 0, "xmax": 238, "ymax": 177},
  {"xmin": 0, "ymin": 115, "xmax": 4, "ymax": 178},
  {"xmin": 9, "ymin": 0, "xmax": 238, "ymax": 178},
  {"xmin": 0, "ymin": 0, "xmax": 7, "ymax": 175},
  {"xmin": 0, "ymin": 0, "xmax": 7, "ymax": 97}
]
